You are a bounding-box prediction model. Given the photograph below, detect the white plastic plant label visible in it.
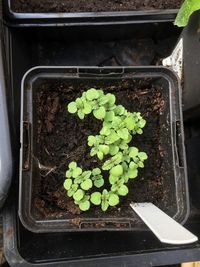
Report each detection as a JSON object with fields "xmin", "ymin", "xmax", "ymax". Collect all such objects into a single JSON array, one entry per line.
[{"xmin": 162, "ymin": 38, "xmax": 183, "ymax": 80}]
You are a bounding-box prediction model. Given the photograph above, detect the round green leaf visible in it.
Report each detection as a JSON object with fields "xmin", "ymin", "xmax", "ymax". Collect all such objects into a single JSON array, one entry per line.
[
  {"xmin": 139, "ymin": 119, "xmax": 146, "ymax": 128},
  {"xmin": 81, "ymin": 179, "xmax": 93, "ymax": 190},
  {"xmin": 128, "ymin": 168, "xmax": 138, "ymax": 179},
  {"xmin": 92, "ymin": 168, "xmax": 101, "ymax": 175},
  {"xmin": 138, "ymin": 152, "xmax": 148, "ymax": 161},
  {"xmin": 136, "ymin": 128, "xmax": 143, "ymax": 135},
  {"xmin": 129, "ymin": 161, "xmax": 137, "ymax": 170},
  {"xmin": 138, "ymin": 161, "xmax": 144, "ymax": 168},
  {"xmin": 88, "ymin": 135, "xmax": 96, "ymax": 146},
  {"xmin": 91, "ymin": 192, "xmax": 102, "ymax": 205},
  {"xmin": 63, "ymin": 179, "xmax": 72, "ymax": 190},
  {"xmin": 78, "ymin": 110, "xmax": 84, "ymax": 119},
  {"xmin": 83, "ymin": 102, "xmax": 92, "ymax": 114},
  {"xmin": 97, "ymin": 151, "xmax": 104, "ymax": 160},
  {"xmin": 69, "ymin": 161, "xmax": 77, "ymax": 169},
  {"xmin": 94, "ymin": 178, "xmax": 104, "ymax": 188},
  {"xmin": 114, "ymin": 105, "xmax": 125, "ymax": 115},
  {"xmin": 109, "ymin": 194, "xmax": 119, "ymax": 206},
  {"xmin": 79, "ymin": 200, "xmax": 90, "ymax": 211},
  {"xmin": 104, "ymin": 111, "xmax": 115, "ymax": 122},
  {"xmin": 129, "ymin": 147, "xmax": 139, "ymax": 158},
  {"xmin": 109, "ymin": 145, "xmax": 119, "ymax": 156},
  {"xmin": 93, "ymin": 107, "xmax": 106, "ymax": 120},
  {"xmin": 118, "ymin": 185, "xmax": 129, "ymax": 196},
  {"xmin": 73, "ymin": 189, "xmax": 84, "ymax": 201},
  {"xmin": 99, "ymin": 145, "xmax": 109, "ymax": 155},
  {"xmin": 125, "ymin": 117, "xmax": 135, "ymax": 130},
  {"xmin": 109, "ymin": 175, "xmax": 118, "ymax": 185},
  {"xmin": 72, "ymin": 167, "xmax": 82, "ymax": 178},
  {"xmin": 107, "ymin": 93, "xmax": 116, "ymax": 106},
  {"xmin": 86, "ymin": 88, "xmax": 99, "ymax": 100},
  {"xmin": 68, "ymin": 102, "xmax": 77, "ymax": 113},
  {"xmin": 65, "ymin": 170, "xmax": 72, "ymax": 178},
  {"xmin": 110, "ymin": 165, "xmax": 123, "ymax": 177}
]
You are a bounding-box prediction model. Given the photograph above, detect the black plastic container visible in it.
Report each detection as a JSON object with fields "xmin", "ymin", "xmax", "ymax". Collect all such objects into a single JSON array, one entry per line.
[
  {"xmin": 19, "ymin": 66, "xmax": 189, "ymax": 233},
  {"xmin": 3, "ymin": 0, "xmax": 179, "ymax": 26}
]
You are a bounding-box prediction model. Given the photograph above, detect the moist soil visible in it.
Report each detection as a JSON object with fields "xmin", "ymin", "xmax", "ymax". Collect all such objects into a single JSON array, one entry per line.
[
  {"xmin": 31, "ymin": 78, "xmax": 176, "ymax": 228},
  {"xmin": 12, "ymin": 0, "xmax": 182, "ymax": 13}
]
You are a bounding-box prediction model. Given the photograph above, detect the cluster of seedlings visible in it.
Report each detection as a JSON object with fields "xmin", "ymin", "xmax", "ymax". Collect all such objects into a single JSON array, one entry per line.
[{"xmin": 64, "ymin": 88, "xmax": 148, "ymax": 212}]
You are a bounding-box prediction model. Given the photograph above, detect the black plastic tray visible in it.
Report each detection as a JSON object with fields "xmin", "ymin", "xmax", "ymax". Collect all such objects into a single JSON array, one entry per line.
[
  {"xmin": 19, "ymin": 66, "xmax": 189, "ymax": 233},
  {"xmin": 3, "ymin": 0, "xmax": 179, "ymax": 26}
]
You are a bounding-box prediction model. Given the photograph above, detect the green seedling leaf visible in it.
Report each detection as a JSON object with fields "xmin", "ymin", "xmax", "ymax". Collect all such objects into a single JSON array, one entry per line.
[
  {"xmin": 117, "ymin": 128, "xmax": 129, "ymax": 140},
  {"xmin": 118, "ymin": 185, "xmax": 129, "ymax": 196},
  {"xmin": 78, "ymin": 110, "xmax": 84, "ymax": 119},
  {"xmin": 175, "ymin": 0, "xmax": 200, "ymax": 27},
  {"xmin": 88, "ymin": 135, "xmax": 96, "ymax": 146},
  {"xmin": 81, "ymin": 179, "xmax": 93, "ymax": 190},
  {"xmin": 125, "ymin": 117, "xmax": 135, "ymax": 130},
  {"xmin": 129, "ymin": 147, "xmax": 139, "ymax": 158},
  {"xmin": 99, "ymin": 145, "xmax": 109, "ymax": 155},
  {"xmin": 109, "ymin": 193, "xmax": 119, "ymax": 206},
  {"xmin": 93, "ymin": 107, "xmax": 106, "ymax": 120},
  {"xmin": 97, "ymin": 151, "xmax": 104, "ymax": 160},
  {"xmin": 69, "ymin": 161, "xmax": 77, "ymax": 169},
  {"xmin": 109, "ymin": 175, "xmax": 118, "ymax": 185},
  {"xmin": 68, "ymin": 102, "xmax": 77, "ymax": 113},
  {"xmin": 110, "ymin": 165, "xmax": 123, "ymax": 177},
  {"xmin": 114, "ymin": 105, "xmax": 125, "ymax": 115},
  {"xmin": 101, "ymin": 201, "xmax": 109, "ymax": 212},
  {"xmin": 107, "ymin": 93, "xmax": 116, "ymax": 106},
  {"xmin": 83, "ymin": 102, "xmax": 92, "ymax": 114},
  {"xmin": 79, "ymin": 200, "xmax": 90, "ymax": 211},
  {"xmin": 63, "ymin": 179, "xmax": 72, "ymax": 190},
  {"xmin": 86, "ymin": 88, "xmax": 99, "ymax": 100},
  {"xmin": 128, "ymin": 168, "xmax": 138, "ymax": 179},
  {"xmin": 138, "ymin": 152, "xmax": 148, "ymax": 161},
  {"xmin": 104, "ymin": 111, "xmax": 115, "ymax": 122},
  {"xmin": 100, "ymin": 126, "xmax": 111, "ymax": 136},
  {"xmin": 94, "ymin": 178, "xmax": 104, "ymax": 188},
  {"xmin": 91, "ymin": 192, "xmax": 102, "ymax": 205},
  {"xmin": 92, "ymin": 168, "xmax": 101, "ymax": 175},
  {"xmin": 73, "ymin": 167, "xmax": 82, "ymax": 178},
  {"xmin": 67, "ymin": 184, "xmax": 78, "ymax": 197},
  {"xmin": 129, "ymin": 161, "xmax": 137, "ymax": 170},
  {"xmin": 138, "ymin": 161, "xmax": 144, "ymax": 168},
  {"xmin": 136, "ymin": 128, "xmax": 143, "ymax": 135},
  {"xmin": 73, "ymin": 189, "xmax": 84, "ymax": 201},
  {"xmin": 109, "ymin": 145, "xmax": 119, "ymax": 156},
  {"xmin": 139, "ymin": 119, "xmax": 146, "ymax": 128}
]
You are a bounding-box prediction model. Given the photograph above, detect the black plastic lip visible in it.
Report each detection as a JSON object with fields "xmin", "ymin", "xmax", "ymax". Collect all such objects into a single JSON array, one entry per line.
[{"xmin": 4, "ymin": 0, "xmax": 178, "ymax": 26}]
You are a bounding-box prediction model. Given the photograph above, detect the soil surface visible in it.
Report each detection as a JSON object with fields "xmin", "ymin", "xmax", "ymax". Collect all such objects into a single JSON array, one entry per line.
[
  {"xmin": 12, "ymin": 0, "xmax": 182, "ymax": 13},
  {"xmin": 31, "ymin": 78, "xmax": 176, "ymax": 227}
]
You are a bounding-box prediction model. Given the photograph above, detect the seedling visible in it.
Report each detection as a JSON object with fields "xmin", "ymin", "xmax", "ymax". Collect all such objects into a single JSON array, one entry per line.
[{"xmin": 64, "ymin": 88, "xmax": 148, "ymax": 212}]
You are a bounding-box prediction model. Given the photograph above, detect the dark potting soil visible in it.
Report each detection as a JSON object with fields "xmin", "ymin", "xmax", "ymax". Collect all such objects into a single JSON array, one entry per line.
[
  {"xmin": 12, "ymin": 0, "xmax": 182, "ymax": 13},
  {"xmin": 32, "ymin": 78, "xmax": 176, "ymax": 226}
]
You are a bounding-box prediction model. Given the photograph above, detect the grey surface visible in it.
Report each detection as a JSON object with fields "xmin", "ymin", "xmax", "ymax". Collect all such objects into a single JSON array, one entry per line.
[{"xmin": 0, "ymin": 30, "xmax": 12, "ymax": 209}]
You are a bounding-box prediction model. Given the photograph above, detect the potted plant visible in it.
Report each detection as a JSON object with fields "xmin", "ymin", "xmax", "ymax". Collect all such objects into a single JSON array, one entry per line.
[{"xmin": 19, "ymin": 66, "xmax": 189, "ymax": 232}]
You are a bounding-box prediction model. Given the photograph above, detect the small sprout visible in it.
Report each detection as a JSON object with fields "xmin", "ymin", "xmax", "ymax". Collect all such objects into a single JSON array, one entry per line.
[
  {"xmin": 91, "ymin": 168, "xmax": 104, "ymax": 188},
  {"xmin": 91, "ymin": 192, "xmax": 102, "ymax": 205},
  {"xmin": 101, "ymin": 189, "xmax": 110, "ymax": 211},
  {"xmin": 67, "ymin": 184, "xmax": 78, "ymax": 197},
  {"xmin": 129, "ymin": 147, "xmax": 139, "ymax": 158},
  {"xmin": 66, "ymin": 161, "xmax": 82, "ymax": 178},
  {"xmin": 102, "ymin": 152, "xmax": 123, "ymax": 170}
]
